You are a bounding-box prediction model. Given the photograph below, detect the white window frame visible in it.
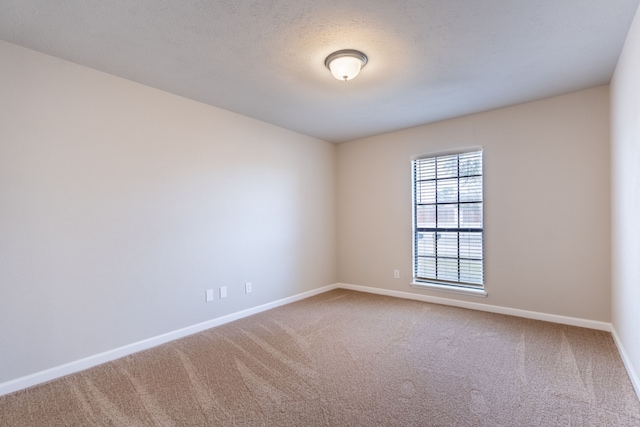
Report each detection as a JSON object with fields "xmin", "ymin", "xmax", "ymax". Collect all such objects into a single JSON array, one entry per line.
[{"xmin": 411, "ymin": 149, "xmax": 486, "ymax": 297}]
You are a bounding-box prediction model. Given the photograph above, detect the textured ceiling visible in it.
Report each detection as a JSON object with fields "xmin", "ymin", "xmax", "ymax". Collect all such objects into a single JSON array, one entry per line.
[{"xmin": 0, "ymin": 0, "xmax": 638, "ymax": 143}]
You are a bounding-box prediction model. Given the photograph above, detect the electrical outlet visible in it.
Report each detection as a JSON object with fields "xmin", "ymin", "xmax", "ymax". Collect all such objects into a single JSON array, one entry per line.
[
  {"xmin": 219, "ymin": 286, "xmax": 227, "ymax": 299},
  {"xmin": 245, "ymin": 282, "xmax": 252, "ymax": 293},
  {"xmin": 393, "ymin": 269, "xmax": 400, "ymax": 279},
  {"xmin": 205, "ymin": 289, "xmax": 214, "ymax": 302}
]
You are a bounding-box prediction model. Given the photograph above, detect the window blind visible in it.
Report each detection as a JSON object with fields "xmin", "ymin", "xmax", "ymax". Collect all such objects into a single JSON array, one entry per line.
[{"xmin": 413, "ymin": 150, "xmax": 484, "ymax": 287}]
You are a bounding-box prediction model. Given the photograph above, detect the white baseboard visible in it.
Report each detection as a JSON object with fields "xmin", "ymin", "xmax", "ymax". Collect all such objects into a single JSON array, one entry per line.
[
  {"xmin": 0, "ymin": 284, "xmax": 339, "ymax": 398},
  {"xmin": 611, "ymin": 326, "xmax": 640, "ymax": 400},
  {"xmin": 337, "ymin": 283, "xmax": 612, "ymax": 332}
]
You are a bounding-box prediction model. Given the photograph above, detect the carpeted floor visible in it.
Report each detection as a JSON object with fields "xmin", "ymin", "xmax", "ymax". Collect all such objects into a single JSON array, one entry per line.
[{"xmin": 1, "ymin": 289, "xmax": 639, "ymax": 426}]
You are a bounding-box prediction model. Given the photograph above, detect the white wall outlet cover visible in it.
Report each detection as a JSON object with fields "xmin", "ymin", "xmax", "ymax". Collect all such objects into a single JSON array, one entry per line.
[
  {"xmin": 245, "ymin": 282, "xmax": 252, "ymax": 293},
  {"xmin": 220, "ymin": 286, "xmax": 227, "ymax": 299},
  {"xmin": 206, "ymin": 289, "xmax": 214, "ymax": 302}
]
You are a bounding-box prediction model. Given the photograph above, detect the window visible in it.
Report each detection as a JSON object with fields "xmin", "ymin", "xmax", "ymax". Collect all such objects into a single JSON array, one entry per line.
[{"xmin": 412, "ymin": 150, "xmax": 484, "ymax": 290}]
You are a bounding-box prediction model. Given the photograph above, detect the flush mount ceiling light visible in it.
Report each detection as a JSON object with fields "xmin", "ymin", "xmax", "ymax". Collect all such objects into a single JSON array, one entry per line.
[{"xmin": 324, "ymin": 49, "xmax": 368, "ymax": 81}]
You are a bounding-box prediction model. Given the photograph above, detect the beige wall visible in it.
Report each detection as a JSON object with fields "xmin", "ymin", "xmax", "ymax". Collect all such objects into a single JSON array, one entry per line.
[
  {"xmin": 0, "ymin": 40, "xmax": 337, "ymax": 384},
  {"xmin": 337, "ymin": 86, "xmax": 611, "ymax": 322},
  {"xmin": 611, "ymin": 4, "xmax": 640, "ymax": 393}
]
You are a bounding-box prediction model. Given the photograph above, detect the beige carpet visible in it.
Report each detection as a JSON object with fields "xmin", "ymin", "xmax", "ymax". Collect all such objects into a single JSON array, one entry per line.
[{"xmin": 1, "ymin": 289, "xmax": 639, "ymax": 426}]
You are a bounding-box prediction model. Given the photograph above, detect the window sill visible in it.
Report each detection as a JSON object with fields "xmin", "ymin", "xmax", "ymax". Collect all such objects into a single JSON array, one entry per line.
[{"xmin": 411, "ymin": 281, "xmax": 488, "ymax": 298}]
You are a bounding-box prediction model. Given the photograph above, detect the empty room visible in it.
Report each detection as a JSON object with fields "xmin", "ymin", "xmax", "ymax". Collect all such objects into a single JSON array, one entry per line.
[{"xmin": 1, "ymin": 1, "xmax": 640, "ymax": 425}]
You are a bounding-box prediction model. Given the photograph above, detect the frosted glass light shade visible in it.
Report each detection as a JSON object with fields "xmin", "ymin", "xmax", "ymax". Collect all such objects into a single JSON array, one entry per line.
[
  {"xmin": 328, "ymin": 56, "xmax": 362, "ymax": 81},
  {"xmin": 325, "ymin": 50, "xmax": 368, "ymax": 81}
]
